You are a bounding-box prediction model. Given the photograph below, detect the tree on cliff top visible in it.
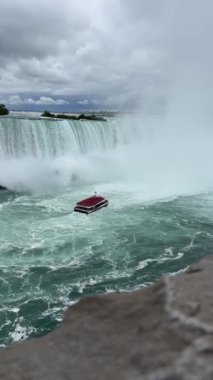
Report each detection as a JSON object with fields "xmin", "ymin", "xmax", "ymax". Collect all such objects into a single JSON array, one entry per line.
[
  {"xmin": 41, "ymin": 110, "xmax": 53, "ymax": 118},
  {"xmin": 0, "ymin": 104, "xmax": 9, "ymax": 115}
]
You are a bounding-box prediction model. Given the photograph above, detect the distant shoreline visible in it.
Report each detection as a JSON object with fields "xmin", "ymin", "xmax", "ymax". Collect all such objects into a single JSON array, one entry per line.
[{"xmin": 40, "ymin": 110, "xmax": 107, "ymax": 121}]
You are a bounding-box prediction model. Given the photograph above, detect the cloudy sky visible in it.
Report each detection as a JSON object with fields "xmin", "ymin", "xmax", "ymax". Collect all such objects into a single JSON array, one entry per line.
[{"xmin": 0, "ymin": 0, "xmax": 212, "ymax": 112}]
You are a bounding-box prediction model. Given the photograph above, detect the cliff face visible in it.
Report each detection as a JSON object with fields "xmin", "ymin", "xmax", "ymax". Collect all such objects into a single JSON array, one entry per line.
[{"xmin": 1, "ymin": 255, "xmax": 213, "ymax": 380}]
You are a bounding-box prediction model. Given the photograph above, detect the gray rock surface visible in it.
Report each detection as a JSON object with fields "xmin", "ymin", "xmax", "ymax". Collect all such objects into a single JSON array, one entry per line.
[{"xmin": 1, "ymin": 255, "xmax": 213, "ymax": 379}]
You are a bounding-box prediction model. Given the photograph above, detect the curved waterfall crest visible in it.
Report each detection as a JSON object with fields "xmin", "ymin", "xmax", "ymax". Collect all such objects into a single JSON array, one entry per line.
[{"xmin": 0, "ymin": 117, "xmax": 120, "ymax": 159}]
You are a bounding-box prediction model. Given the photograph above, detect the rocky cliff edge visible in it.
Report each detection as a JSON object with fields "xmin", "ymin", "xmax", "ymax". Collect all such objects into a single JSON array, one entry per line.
[{"xmin": 0, "ymin": 255, "xmax": 213, "ymax": 380}]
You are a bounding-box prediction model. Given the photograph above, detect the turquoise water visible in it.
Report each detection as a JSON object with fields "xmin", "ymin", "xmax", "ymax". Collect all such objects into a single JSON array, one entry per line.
[{"xmin": 0, "ymin": 114, "xmax": 213, "ymax": 346}]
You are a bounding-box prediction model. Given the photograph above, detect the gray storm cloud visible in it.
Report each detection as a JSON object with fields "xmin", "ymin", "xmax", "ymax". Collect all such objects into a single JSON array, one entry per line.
[{"xmin": 0, "ymin": 0, "xmax": 213, "ymax": 110}]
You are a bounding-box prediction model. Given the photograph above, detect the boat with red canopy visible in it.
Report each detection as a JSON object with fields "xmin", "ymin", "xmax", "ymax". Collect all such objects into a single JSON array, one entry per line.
[{"xmin": 74, "ymin": 195, "xmax": 109, "ymax": 214}]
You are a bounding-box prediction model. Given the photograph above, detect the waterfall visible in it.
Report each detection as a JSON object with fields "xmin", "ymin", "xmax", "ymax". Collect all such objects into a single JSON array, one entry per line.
[
  {"xmin": 0, "ymin": 116, "xmax": 126, "ymax": 192},
  {"xmin": 0, "ymin": 114, "xmax": 213, "ymax": 197},
  {"xmin": 0, "ymin": 117, "xmax": 120, "ymax": 159}
]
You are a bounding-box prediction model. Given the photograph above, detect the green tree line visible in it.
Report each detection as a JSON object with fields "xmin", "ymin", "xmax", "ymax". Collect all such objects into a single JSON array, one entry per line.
[{"xmin": 0, "ymin": 104, "xmax": 9, "ymax": 115}]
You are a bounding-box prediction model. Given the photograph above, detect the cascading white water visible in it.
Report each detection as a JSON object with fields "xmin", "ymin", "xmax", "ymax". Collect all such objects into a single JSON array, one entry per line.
[
  {"xmin": 1, "ymin": 113, "xmax": 213, "ymax": 198},
  {"xmin": 0, "ymin": 116, "xmax": 131, "ymax": 193},
  {"xmin": 0, "ymin": 117, "xmax": 120, "ymax": 159}
]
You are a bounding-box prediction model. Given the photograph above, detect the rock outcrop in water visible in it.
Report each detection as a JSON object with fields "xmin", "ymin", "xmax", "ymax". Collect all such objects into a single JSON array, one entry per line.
[
  {"xmin": 0, "ymin": 255, "xmax": 213, "ymax": 379},
  {"xmin": 0, "ymin": 185, "xmax": 7, "ymax": 190}
]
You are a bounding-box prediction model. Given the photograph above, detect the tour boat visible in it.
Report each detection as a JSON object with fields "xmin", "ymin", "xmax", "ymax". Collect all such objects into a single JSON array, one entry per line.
[{"xmin": 74, "ymin": 195, "xmax": 109, "ymax": 214}]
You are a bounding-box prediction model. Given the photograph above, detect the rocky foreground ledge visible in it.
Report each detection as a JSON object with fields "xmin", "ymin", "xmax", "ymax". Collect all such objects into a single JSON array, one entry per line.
[{"xmin": 1, "ymin": 255, "xmax": 213, "ymax": 380}]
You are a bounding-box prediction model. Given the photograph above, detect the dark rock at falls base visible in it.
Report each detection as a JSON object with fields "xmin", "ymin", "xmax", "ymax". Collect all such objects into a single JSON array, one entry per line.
[
  {"xmin": 0, "ymin": 185, "xmax": 7, "ymax": 191},
  {"xmin": 1, "ymin": 255, "xmax": 213, "ymax": 379}
]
